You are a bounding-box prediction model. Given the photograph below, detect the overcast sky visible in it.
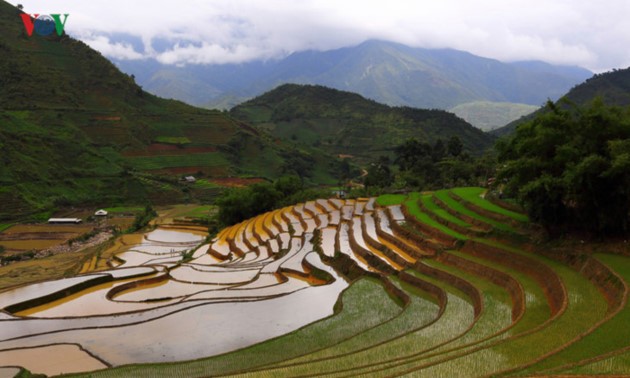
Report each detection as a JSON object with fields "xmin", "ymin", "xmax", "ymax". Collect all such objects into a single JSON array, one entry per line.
[{"xmin": 9, "ymin": 0, "xmax": 630, "ymax": 72}]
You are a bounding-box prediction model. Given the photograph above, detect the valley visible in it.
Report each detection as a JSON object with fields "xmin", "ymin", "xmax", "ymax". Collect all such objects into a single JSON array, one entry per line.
[{"xmin": 1, "ymin": 0, "xmax": 629, "ymax": 376}]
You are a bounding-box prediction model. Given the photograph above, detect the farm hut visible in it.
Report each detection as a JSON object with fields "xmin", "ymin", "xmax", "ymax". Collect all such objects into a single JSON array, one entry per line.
[
  {"xmin": 184, "ymin": 176, "xmax": 196, "ymax": 183},
  {"xmin": 95, "ymin": 209, "xmax": 108, "ymax": 216},
  {"xmin": 48, "ymin": 218, "xmax": 82, "ymax": 224}
]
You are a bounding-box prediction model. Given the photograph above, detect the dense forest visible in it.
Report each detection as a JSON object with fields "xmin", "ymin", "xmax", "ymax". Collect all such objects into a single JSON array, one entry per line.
[{"xmin": 497, "ymin": 99, "xmax": 630, "ymax": 236}]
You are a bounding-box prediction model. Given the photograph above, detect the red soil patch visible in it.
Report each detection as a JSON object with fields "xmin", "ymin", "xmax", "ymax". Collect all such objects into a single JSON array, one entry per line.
[{"xmin": 210, "ymin": 177, "xmax": 266, "ymax": 188}]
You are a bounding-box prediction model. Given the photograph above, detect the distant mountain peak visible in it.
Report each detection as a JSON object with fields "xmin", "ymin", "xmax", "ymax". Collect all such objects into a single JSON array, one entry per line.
[{"xmin": 114, "ymin": 39, "xmax": 592, "ymax": 123}]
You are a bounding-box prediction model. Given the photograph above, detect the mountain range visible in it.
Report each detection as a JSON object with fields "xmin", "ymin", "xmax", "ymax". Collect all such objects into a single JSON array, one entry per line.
[{"xmin": 115, "ymin": 39, "xmax": 592, "ymax": 128}]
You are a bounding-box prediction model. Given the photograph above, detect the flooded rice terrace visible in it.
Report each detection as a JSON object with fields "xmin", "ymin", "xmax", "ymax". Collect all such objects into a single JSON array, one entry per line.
[{"xmin": 0, "ymin": 218, "xmax": 351, "ymax": 376}]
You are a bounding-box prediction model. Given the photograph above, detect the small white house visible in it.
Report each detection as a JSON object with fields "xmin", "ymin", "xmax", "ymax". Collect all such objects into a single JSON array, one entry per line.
[
  {"xmin": 95, "ymin": 209, "xmax": 108, "ymax": 216},
  {"xmin": 184, "ymin": 176, "xmax": 196, "ymax": 183}
]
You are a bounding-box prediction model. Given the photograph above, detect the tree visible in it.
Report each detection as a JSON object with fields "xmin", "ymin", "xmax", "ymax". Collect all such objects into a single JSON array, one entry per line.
[
  {"xmin": 280, "ymin": 149, "xmax": 314, "ymax": 179},
  {"xmin": 364, "ymin": 156, "xmax": 393, "ymax": 189},
  {"xmin": 394, "ymin": 139, "xmax": 432, "ymax": 171},
  {"xmin": 497, "ymin": 99, "xmax": 630, "ymax": 236},
  {"xmin": 393, "ymin": 137, "xmax": 486, "ymax": 190},
  {"xmin": 274, "ymin": 175, "xmax": 303, "ymax": 197},
  {"xmin": 448, "ymin": 136, "xmax": 463, "ymax": 157},
  {"xmin": 216, "ymin": 183, "xmax": 281, "ymax": 226},
  {"xmin": 129, "ymin": 205, "xmax": 157, "ymax": 232},
  {"xmin": 432, "ymin": 139, "xmax": 446, "ymax": 162},
  {"xmin": 338, "ymin": 158, "xmax": 351, "ymax": 181}
]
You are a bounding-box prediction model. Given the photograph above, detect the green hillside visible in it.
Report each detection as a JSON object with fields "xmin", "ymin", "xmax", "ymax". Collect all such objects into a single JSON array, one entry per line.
[
  {"xmin": 231, "ymin": 84, "xmax": 496, "ymax": 163},
  {"xmin": 0, "ymin": 1, "xmax": 338, "ymax": 221},
  {"xmin": 493, "ymin": 67, "xmax": 630, "ymax": 136}
]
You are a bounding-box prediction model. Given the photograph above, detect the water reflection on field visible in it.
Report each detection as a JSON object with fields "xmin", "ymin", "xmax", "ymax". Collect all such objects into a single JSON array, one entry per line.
[
  {"xmin": 0, "ymin": 197, "xmax": 412, "ymax": 375},
  {"xmin": 0, "ymin": 344, "xmax": 107, "ymax": 376},
  {"xmin": 0, "ymin": 216, "xmax": 351, "ymax": 374}
]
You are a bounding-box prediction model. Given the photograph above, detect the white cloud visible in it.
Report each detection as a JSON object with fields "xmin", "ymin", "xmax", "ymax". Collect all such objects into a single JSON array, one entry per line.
[
  {"xmin": 8, "ymin": 0, "xmax": 630, "ymax": 71},
  {"xmin": 79, "ymin": 34, "xmax": 144, "ymax": 60},
  {"xmin": 155, "ymin": 42, "xmax": 270, "ymax": 65}
]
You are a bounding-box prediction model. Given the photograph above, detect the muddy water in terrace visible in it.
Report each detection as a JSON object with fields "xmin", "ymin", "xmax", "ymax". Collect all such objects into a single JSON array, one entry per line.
[
  {"xmin": 0, "ymin": 344, "xmax": 107, "ymax": 376},
  {"xmin": 0, "ymin": 254, "xmax": 348, "ymax": 366},
  {"xmin": 0, "ymin": 214, "xmax": 356, "ymax": 373}
]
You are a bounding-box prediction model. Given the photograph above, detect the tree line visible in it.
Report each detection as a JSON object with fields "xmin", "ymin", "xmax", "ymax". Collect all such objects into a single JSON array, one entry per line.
[
  {"xmin": 497, "ymin": 99, "xmax": 630, "ymax": 237},
  {"xmin": 363, "ymin": 135, "xmax": 495, "ymax": 192},
  {"xmin": 212, "ymin": 176, "xmax": 333, "ymax": 230},
  {"xmin": 360, "ymin": 99, "xmax": 630, "ymax": 237}
]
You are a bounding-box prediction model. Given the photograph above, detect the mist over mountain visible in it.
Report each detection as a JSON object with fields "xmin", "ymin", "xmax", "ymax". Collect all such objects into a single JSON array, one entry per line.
[{"xmin": 115, "ymin": 40, "xmax": 592, "ymax": 121}]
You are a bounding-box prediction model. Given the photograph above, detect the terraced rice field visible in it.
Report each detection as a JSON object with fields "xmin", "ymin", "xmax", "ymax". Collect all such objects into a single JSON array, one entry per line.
[{"xmin": 0, "ymin": 188, "xmax": 628, "ymax": 377}]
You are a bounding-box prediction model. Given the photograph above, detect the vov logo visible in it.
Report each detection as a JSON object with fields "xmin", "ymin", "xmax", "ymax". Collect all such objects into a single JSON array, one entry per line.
[{"xmin": 20, "ymin": 13, "xmax": 69, "ymax": 37}]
